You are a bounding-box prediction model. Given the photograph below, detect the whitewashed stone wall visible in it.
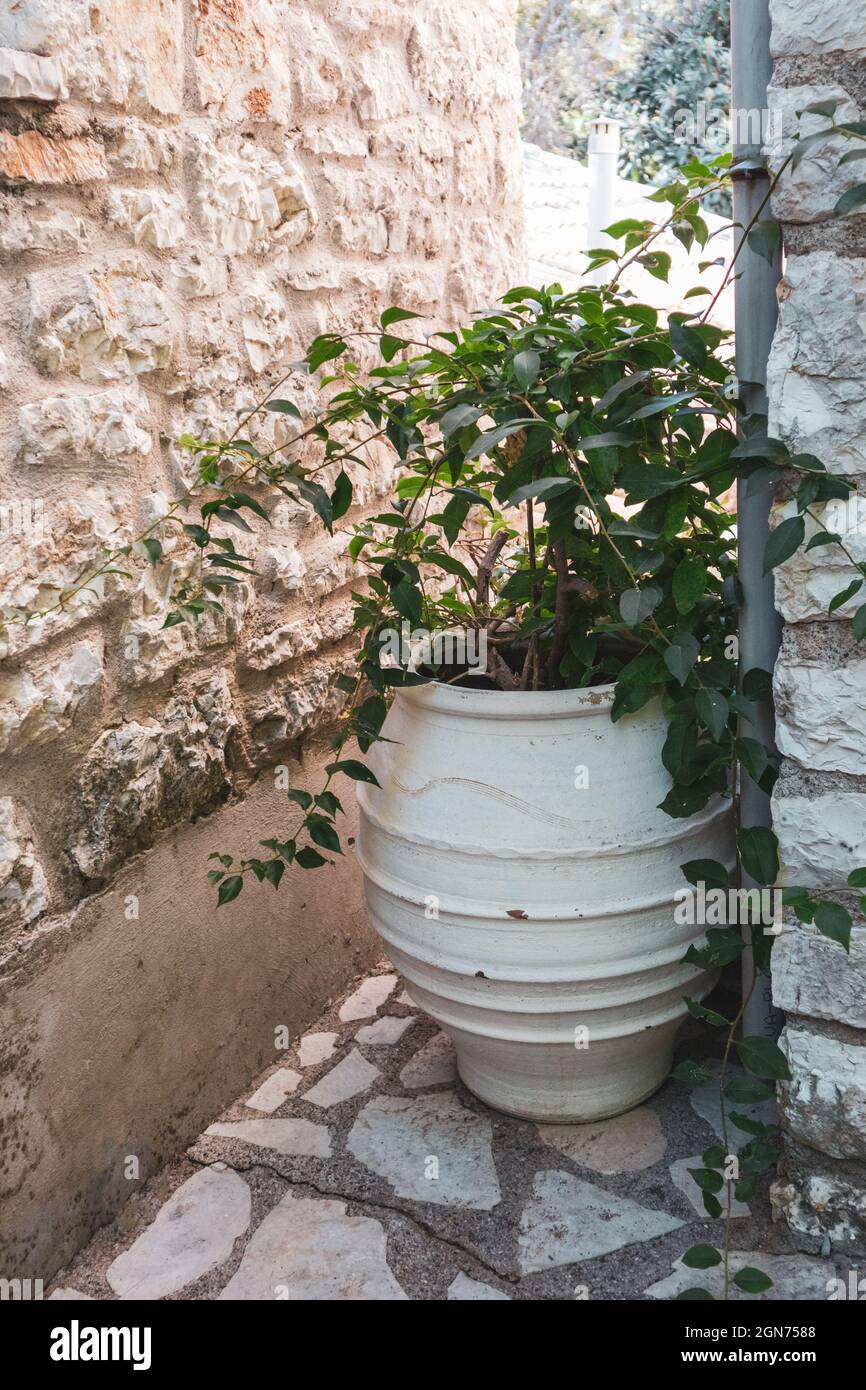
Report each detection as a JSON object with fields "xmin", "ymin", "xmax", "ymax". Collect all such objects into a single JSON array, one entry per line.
[
  {"xmin": 0, "ymin": 0, "xmax": 523, "ymax": 935},
  {"xmin": 767, "ymin": 0, "xmax": 866, "ymax": 1253}
]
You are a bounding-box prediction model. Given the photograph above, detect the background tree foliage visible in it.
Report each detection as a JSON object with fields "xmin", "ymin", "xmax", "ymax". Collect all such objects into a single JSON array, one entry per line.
[{"xmin": 517, "ymin": 0, "xmax": 731, "ymax": 203}]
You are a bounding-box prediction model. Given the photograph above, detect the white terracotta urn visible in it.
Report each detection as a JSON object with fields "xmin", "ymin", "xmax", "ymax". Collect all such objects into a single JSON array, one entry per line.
[{"xmin": 356, "ymin": 681, "xmax": 733, "ymax": 1123}]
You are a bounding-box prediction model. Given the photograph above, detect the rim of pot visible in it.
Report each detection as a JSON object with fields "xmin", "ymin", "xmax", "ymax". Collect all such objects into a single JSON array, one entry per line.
[{"xmin": 394, "ymin": 679, "xmax": 624, "ymax": 720}]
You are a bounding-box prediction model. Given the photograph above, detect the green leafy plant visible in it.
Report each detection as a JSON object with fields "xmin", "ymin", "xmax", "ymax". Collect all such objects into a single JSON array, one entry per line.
[{"xmin": 6, "ymin": 120, "xmax": 864, "ymax": 1300}]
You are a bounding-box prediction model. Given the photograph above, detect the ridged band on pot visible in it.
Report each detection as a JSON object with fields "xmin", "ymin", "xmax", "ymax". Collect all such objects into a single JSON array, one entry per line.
[{"xmin": 357, "ymin": 681, "xmax": 734, "ymax": 1122}]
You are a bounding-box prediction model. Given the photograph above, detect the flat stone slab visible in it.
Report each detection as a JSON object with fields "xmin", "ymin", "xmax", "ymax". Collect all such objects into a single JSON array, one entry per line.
[
  {"xmin": 356, "ymin": 1015, "xmax": 416, "ymax": 1046},
  {"xmin": 219, "ymin": 1192, "xmax": 408, "ymax": 1300},
  {"xmin": 669, "ymin": 1155, "xmax": 750, "ymax": 1218},
  {"xmin": 298, "ymin": 1031, "xmax": 338, "ymax": 1067},
  {"xmin": 107, "ymin": 1168, "xmax": 251, "ymax": 1299},
  {"xmin": 302, "ymin": 1048, "xmax": 380, "ymax": 1108},
  {"xmin": 537, "ymin": 1106, "xmax": 666, "ymax": 1174},
  {"xmin": 348, "ymin": 1092, "xmax": 502, "ymax": 1210},
  {"xmin": 399, "ymin": 1030, "xmax": 457, "ymax": 1089},
  {"xmin": 338, "ymin": 974, "xmax": 398, "ymax": 1022},
  {"xmin": 204, "ymin": 1118, "xmax": 331, "ymax": 1157},
  {"xmin": 49, "ymin": 1288, "xmax": 93, "ymax": 1300},
  {"xmin": 690, "ymin": 1076, "xmax": 777, "ymax": 1142},
  {"xmin": 245, "ymin": 1068, "xmax": 302, "ymax": 1113},
  {"xmin": 518, "ymin": 1169, "xmax": 682, "ymax": 1274},
  {"xmin": 645, "ymin": 1251, "xmax": 837, "ymax": 1301},
  {"xmin": 447, "ymin": 1272, "xmax": 511, "ymax": 1300}
]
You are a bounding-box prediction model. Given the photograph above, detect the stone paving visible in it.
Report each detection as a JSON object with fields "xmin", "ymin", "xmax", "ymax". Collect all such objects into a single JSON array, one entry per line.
[{"xmin": 48, "ymin": 966, "xmax": 839, "ymax": 1301}]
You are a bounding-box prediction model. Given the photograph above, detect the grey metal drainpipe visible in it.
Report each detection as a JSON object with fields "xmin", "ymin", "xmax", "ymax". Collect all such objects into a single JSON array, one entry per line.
[{"xmin": 731, "ymin": 0, "xmax": 784, "ymax": 1038}]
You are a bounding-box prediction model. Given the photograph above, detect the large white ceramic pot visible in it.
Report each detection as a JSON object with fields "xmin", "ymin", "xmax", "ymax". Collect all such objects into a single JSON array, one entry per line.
[{"xmin": 356, "ymin": 681, "xmax": 733, "ymax": 1123}]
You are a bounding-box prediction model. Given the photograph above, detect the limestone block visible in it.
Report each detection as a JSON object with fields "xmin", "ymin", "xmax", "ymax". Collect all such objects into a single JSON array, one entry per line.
[
  {"xmin": 194, "ymin": 0, "xmax": 294, "ymax": 125},
  {"xmin": 773, "ymin": 920, "xmax": 866, "ymax": 1029},
  {"xmin": 0, "ymin": 131, "xmax": 107, "ymax": 185},
  {"xmin": 243, "ymin": 619, "xmax": 323, "ymax": 672},
  {"xmin": 771, "ymin": 499, "xmax": 866, "ymax": 622},
  {"xmin": 69, "ymin": 675, "xmax": 238, "ymax": 881},
  {"xmin": 772, "ymin": 1161, "xmax": 866, "ymax": 1249},
  {"xmin": 774, "ymin": 649, "xmax": 866, "ymax": 774},
  {"xmin": 768, "ymin": 252, "xmax": 866, "ymax": 474},
  {"xmin": 774, "ymin": 790, "xmax": 866, "ymax": 890},
  {"xmin": 766, "ymin": 84, "xmax": 863, "ymax": 223},
  {"xmin": 0, "ymin": 0, "xmax": 183, "ymax": 116},
  {"xmin": 779, "ymin": 1027, "xmax": 866, "ymax": 1161},
  {"xmin": 0, "ymin": 639, "xmax": 103, "ymax": 754},
  {"xmin": 769, "ymin": 1, "xmax": 866, "ymax": 56},
  {"xmin": 194, "ymin": 136, "xmax": 317, "ymax": 255},
  {"xmin": 28, "ymin": 263, "xmax": 172, "ymax": 381},
  {"xmin": 247, "ymin": 660, "xmax": 349, "ymax": 750},
  {"xmin": 106, "ymin": 187, "xmax": 186, "ymax": 250},
  {"xmin": 0, "ymin": 195, "xmax": 86, "ymax": 255},
  {"xmin": 302, "ymin": 126, "xmax": 369, "ymax": 159},
  {"xmin": 0, "ymin": 486, "xmax": 131, "ymax": 657},
  {"xmin": 282, "ymin": 9, "xmax": 346, "ymax": 114},
  {"xmin": 169, "ymin": 251, "xmax": 229, "ymax": 301},
  {"xmin": 241, "ymin": 275, "xmax": 297, "ymax": 374},
  {"xmin": 0, "ymin": 798, "xmax": 49, "ymax": 931},
  {"xmin": 0, "ymin": 46, "xmax": 68, "ymax": 101},
  {"xmin": 183, "ymin": 307, "xmax": 241, "ymax": 391},
  {"xmin": 104, "ymin": 120, "xmax": 179, "ymax": 176},
  {"xmin": 351, "ymin": 48, "xmax": 414, "ymax": 123},
  {"xmin": 120, "ymin": 587, "xmax": 250, "ymax": 686},
  {"xmin": 257, "ymin": 543, "xmax": 307, "ymax": 597}
]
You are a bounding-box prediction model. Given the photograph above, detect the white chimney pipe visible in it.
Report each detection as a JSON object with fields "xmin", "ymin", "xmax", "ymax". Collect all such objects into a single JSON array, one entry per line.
[{"xmin": 585, "ymin": 115, "xmax": 621, "ymax": 283}]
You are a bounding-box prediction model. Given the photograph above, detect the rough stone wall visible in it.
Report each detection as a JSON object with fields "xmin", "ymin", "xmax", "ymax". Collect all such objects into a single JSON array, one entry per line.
[
  {"xmin": 0, "ymin": 0, "xmax": 524, "ymax": 1276},
  {"xmin": 766, "ymin": 0, "xmax": 866, "ymax": 1254}
]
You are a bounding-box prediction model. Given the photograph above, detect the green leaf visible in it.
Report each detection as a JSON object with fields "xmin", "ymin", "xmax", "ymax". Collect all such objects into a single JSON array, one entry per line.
[
  {"xmin": 664, "ymin": 632, "xmax": 700, "ymax": 685},
  {"xmin": 509, "ymin": 476, "xmax": 576, "ymax": 505},
  {"xmin": 742, "ymin": 667, "xmax": 773, "ymax": 702},
  {"xmin": 295, "ymin": 845, "xmax": 327, "ymax": 869},
  {"xmin": 669, "ymin": 319, "xmax": 707, "ymax": 368},
  {"xmin": 325, "ymin": 759, "xmax": 381, "ymax": 786},
  {"xmin": 736, "ymin": 1035, "xmax": 791, "ymax": 1081},
  {"xmin": 829, "ymin": 578, "xmax": 862, "ymax": 614},
  {"xmin": 724, "ymin": 1076, "xmax": 775, "ymax": 1104},
  {"xmin": 263, "ymin": 398, "xmax": 301, "ymax": 418},
  {"xmin": 853, "ymin": 603, "xmax": 866, "ymax": 640},
  {"xmin": 676, "ymin": 1288, "xmax": 714, "ymax": 1301},
  {"xmin": 671, "ymin": 1060, "xmax": 716, "ymax": 1084},
  {"xmin": 464, "ymin": 419, "xmax": 535, "ymax": 462},
  {"xmin": 733, "ymin": 1267, "xmax": 773, "ymax": 1294},
  {"xmin": 835, "ymin": 183, "xmax": 866, "ymax": 217},
  {"xmin": 439, "ymin": 403, "xmax": 481, "ymax": 439},
  {"xmin": 261, "ymin": 859, "xmax": 285, "ymax": 890},
  {"xmin": 513, "ymin": 349, "xmax": 541, "ymax": 390},
  {"xmin": 330, "ymin": 469, "xmax": 353, "ymax": 521},
  {"xmin": 380, "ymin": 306, "xmax": 421, "ymax": 329},
  {"xmin": 682, "ymin": 1244, "xmax": 722, "ymax": 1270},
  {"xmin": 380, "ymin": 334, "xmax": 405, "ymax": 361},
  {"xmin": 307, "ymin": 335, "xmax": 347, "ymax": 372},
  {"xmin": 747, "ymin": 221, "xmax": 781, "ymax": 264},
  {"xmin": 286, "ymin": 788, "xmax": 313, "ymax": 810},
  {"xmin": 695, "ymin": 689, "xmax": 729, "ymax": 742},
  {"xmin": 763, "ymin": 515, "xmax": 805, "ymax": 574},
  {"xmin": 307, "ymin": 815, "xmax": 342, "ymax": 855},
  {"xmin": 672, "ymin": 558, "xmax": 707, "ymax": 614},
  {"xmin": 619, "ymin": 584, "xmax": 662, "ymax": 626},
  {"xmin": 142, "ymin": 537, "xmax": 163, "ymax": 564},
  {"xmin": 814, "ymin": 901, "xmax": 852, "ymax": 951},
  {"xmin": 684, "ymin": 998, "xmax": 730, "ymax": 1027},
  {"xmin": 688, "ymin": 1167, "xmax": 724, "ymax": 1194},
  {"xmin": 217, "ymin": 874, "xmax": 244, "ymax": 906},
  {"xmin": 737, "ymin": 826, "xmax": 779, "ymax": 886},
  {"xmin": 681, "ymin": 859, "xmax": 730, "ymax": 891},
  {"xmin": 848, "ymin": 868, "xmax": 866, "ymax": 888}
]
